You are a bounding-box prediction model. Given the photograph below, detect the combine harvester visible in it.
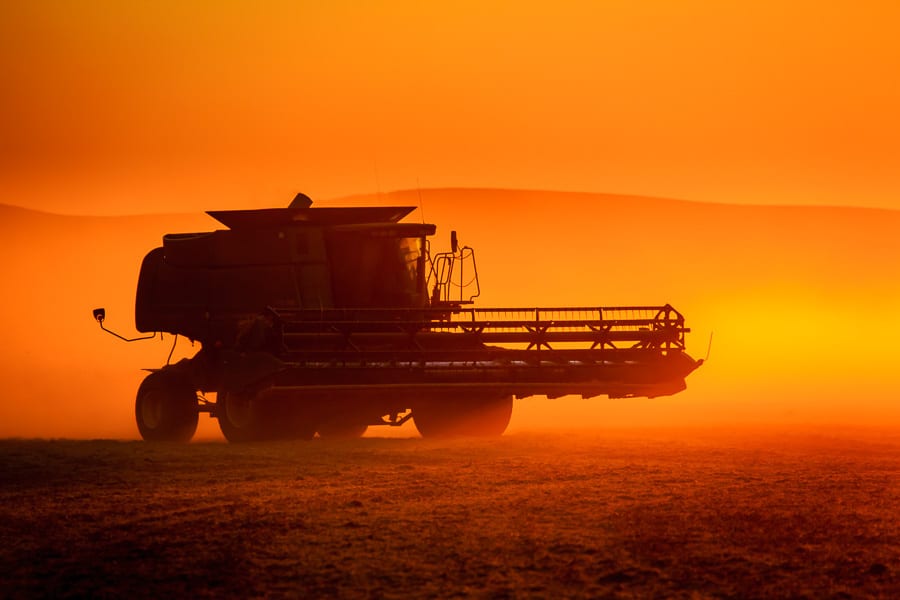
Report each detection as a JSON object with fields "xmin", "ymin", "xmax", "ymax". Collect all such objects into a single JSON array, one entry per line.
[{"xmin": 94, "ymin": 194, "xmax": 702, "ymax": 441}]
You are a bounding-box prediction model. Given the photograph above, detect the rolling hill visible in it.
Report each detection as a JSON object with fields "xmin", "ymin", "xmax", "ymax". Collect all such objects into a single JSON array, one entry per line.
[{"xmin": 2, "ymin": 189, "xmax": 898, "ymax": 438}]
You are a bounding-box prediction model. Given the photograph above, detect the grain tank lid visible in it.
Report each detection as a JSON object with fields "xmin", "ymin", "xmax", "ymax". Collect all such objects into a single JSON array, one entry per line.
[
  {"xmin": 206, "ymin": 206, "xmax": 417, "ymax": 229},
  {"xmin": 331, "ymin": 222, "xmax": 437, "ymax": 237}
]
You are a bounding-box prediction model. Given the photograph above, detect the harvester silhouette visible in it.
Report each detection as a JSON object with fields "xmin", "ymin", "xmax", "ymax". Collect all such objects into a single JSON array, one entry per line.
[{"xmin": 95, "ymin": 194, "xmax": 702, "ymax": 441}]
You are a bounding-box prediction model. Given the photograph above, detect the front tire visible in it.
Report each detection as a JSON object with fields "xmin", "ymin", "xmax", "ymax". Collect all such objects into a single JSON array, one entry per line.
[
  {"xmin": 413, "ymin": 394, "xmax": 513, "ymax": 438},
  {"xmin": 135, "ymin": 371, "xmax": 199, "ymax": 442}
]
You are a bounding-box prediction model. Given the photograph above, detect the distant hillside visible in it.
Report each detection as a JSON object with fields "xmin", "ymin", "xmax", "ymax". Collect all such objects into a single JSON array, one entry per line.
[
  {"xmin": 2, "ymin": 189, "xmax": 899, "ymax": 438},
  {"xmin": 331, "ymin": 188, "xmax": 900, "ymax": 305}
]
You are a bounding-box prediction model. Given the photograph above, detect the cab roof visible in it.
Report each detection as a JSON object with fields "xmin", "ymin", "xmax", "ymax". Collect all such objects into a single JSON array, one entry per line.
[{"xmin": 207, "ymin": 206, "xmax": 417, "ymax": 230}]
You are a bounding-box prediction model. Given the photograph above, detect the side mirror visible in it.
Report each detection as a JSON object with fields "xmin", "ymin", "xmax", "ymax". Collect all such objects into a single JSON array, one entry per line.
[
  {"xmin": 92, "ymin": 307, "xmax": 157, "ymax": 342},
  {"xmin": 450, "ymin": 230, "xmax": 458, "ymax": 253}
]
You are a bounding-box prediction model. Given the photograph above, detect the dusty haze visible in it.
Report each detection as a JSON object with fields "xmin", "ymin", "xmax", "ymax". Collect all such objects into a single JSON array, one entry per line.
[{"xmin": 2, "ymin": 188, "xmax": 898, "ymax": 439}]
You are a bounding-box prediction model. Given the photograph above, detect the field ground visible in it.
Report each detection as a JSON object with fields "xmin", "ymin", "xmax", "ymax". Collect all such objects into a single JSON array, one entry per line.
[{"xmin": 2, "ymin": 427, "xmax": 899, "ymax": 598}]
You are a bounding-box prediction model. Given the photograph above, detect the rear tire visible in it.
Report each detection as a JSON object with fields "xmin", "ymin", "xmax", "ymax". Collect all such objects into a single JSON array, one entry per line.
[
  {"xmin": 218, "ymin": 391, "xmax": 316, "ymax": 442},
  {"xmin": 218, "ymin": 390, "xmax": 264, "ymax": 443},
  {"xmin": 413, "ymin": 394, "xmax": 513, "ymax": 438},
  {"xmin": 135, "ymin": 371, "xmax": 199, "ymax": 442}
]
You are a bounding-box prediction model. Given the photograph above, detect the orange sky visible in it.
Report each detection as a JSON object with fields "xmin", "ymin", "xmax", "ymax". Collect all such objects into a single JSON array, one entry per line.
[
  {"xmin": 1, "ymin": 3, "xmax": 899, "ymax": 439},
  {"xmin": 2, "ymin": 2, "xmax": 900, "ymax": 214}
]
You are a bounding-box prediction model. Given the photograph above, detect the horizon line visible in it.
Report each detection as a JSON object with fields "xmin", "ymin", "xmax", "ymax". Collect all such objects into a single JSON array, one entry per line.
[{"xmin": 2, "ymin": 186, "xmax": 898, "ymax": 218}]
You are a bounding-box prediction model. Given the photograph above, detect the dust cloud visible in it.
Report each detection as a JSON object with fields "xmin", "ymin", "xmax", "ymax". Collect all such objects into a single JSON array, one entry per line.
[{"xmin": 2, "ymin": 189, "xmax": 899, "ymax": 439}]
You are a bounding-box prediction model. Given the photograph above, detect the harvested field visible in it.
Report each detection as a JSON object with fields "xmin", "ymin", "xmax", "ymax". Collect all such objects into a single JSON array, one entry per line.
[{"xmin": 2, "ymin": 428, "xmax": 899, "ymax": 598}]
